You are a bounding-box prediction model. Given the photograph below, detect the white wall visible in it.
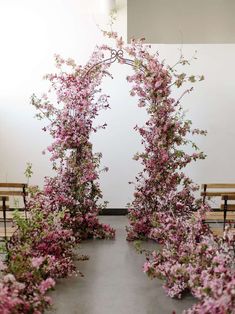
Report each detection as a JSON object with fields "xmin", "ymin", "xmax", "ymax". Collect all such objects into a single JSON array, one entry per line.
[
  {"xmin": 127, "ymin": 0, "xmax": 235, "ymax": 44},
  {"xmin": 1, "ymin": 0, "xmax": 235, "ymax": 208}
]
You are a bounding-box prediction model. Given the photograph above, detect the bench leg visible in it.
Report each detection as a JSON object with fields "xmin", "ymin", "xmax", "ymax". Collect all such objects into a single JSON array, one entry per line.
[
  {"xmin": 223, "ymin": 197, "xmax": 228, "ymax": 231},
  {"xmin": 2, "ymin": 196, "xmax": 7, "ymax": 240}
]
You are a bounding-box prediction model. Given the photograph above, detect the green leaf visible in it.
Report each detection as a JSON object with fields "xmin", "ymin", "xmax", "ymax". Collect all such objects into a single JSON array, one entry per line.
[{"xmin": 189, "ymin": 75, "xmax": 196, "ymax": 83}]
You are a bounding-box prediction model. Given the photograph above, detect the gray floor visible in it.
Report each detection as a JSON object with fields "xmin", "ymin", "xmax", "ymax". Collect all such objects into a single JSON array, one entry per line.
[{"xmin": 48, "ymin": 216, "xmax": 196, "ymax": 314}]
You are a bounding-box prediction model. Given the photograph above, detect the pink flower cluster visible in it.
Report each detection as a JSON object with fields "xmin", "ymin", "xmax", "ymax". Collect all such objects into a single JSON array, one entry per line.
[
  {"xmin": 0, "ymin": 273, "xmax": 55, "ymax": 314},
  {"xmin": 0, "ymin": 274, "xmax": 27, "ymax": 313},
  {"xmin": 0, "ymin": 188, "xmax": 77, "ymax": 313},
  {"xmin": 144, "ymin": 208, "xmax": 235, "ymax": 313}
]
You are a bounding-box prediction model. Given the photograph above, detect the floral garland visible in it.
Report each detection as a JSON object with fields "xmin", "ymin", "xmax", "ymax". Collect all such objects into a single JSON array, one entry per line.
[
  {"xmin": 31, "ymin": 48, "xmax": 115, "ymax": 241},
  {"xmin": 0, "ymin": 45, "xmax": 117, "ymax": 312},
  {"xmin": 100, "ymin": 32, "xmax": 235, "ymax": 313},
  {"xmin": 104, "ymin": 33, "xmax": 235, "ymax": 313},
  {"xmin": 121, "ymin": 38, "xmax": 206, "ymax": 241}
]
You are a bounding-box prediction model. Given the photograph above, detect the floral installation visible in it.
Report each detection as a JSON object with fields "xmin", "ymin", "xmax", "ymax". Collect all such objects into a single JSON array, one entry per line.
[
  {"xmin": 0, "ymin": 38, "xmax": 118, "ymax": 314},
  {"xmin": 0, "ymin": 42, "xmax": 118, "ymax": 314},
  {"xmin": 1, "ymin": 28, "xmax": 234, "ymax": 314},
  {"xmin": 101, "ymin": 31, "xmax": 235, "ymax": 313},
  {"xmin": 120, "ymin": 37, "xmax": 206, "ymax": 241},
  {"xmin": 31, "ymin": 49, "xmax": 115, "ymax": 241}
]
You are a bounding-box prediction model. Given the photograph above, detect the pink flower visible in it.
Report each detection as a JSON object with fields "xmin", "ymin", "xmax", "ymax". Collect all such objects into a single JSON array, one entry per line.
[
  {"xmin": 39, "ymin": 278, "xmax": 55, "ymax": 294},
  {"xmin": 32, "ymin": 256, "xmax": 45, "ymax": 269},
  {"xmin": 143, "ymin": 261, "xmax": 151, "ymax": 273}
]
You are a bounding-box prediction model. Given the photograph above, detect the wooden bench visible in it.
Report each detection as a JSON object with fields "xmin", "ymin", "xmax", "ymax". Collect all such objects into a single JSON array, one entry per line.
[
  {"xmin": 201, "ymin": 184, "xmax": 235, "ymax": 236},
  {"xmin": 0, "ymin": 183, "xmax": 28, "ymax": 240},
  {"xmin": 0, "ymin": 196, "xmax": 16, "ymax": 239},
  {"xmin": 221, "ymin": 193, "xmax": 235, "ymax": 227},
  {"xmin": 201, "ymin": 183, "xmax": 235, "ymax": 204},
  {"xmin": 211, "ymin": 227, "xmax": 235, "ymax": 237}
]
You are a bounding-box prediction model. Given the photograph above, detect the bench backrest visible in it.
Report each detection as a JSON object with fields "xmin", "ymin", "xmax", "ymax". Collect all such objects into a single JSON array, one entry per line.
[
  {"xmin": 201, "ymin": 183, "xmax": 235, "ymax": 206},
  {"xmin": 0, "ymin": 183, "xmax": 28, "ymax": 240}
]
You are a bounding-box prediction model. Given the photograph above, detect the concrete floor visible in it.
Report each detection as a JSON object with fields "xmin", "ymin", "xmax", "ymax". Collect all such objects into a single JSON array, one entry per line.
[{"xmin": 48, "ymin": 216, "xmax": 196, "ymax": 314}]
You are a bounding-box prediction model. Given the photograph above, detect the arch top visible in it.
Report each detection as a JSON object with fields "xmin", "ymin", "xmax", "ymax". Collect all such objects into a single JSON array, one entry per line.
[{"xmin": 83, "ymin": 47, "xmax": 146, "ymax": 79}]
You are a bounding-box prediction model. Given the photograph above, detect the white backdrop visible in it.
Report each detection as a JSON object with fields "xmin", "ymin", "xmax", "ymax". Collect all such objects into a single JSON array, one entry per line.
[{"xmin": 0, "ymin": 0, "xmax": 235, "ymax": 207}]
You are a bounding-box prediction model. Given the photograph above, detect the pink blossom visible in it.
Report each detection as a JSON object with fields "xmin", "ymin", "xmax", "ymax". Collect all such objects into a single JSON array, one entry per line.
[
  {"xmin": 39, "ymin": 278, "xmax": 55, "ymax": 294},
  {"xmin": 31, "ymin": 257, "xmax": 45, "ymax": 269},
  {"xmin": 143, "ymin": 261, "xmax": 151, "ymax": 273}
]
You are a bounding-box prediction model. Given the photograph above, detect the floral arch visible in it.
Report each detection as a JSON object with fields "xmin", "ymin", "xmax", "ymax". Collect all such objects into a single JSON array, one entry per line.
[
  {"xmin": 31, "ymin": 31, "xmax": 206, "ymax": 242},
  {"xmin": 1, "ymin": 31, "xmax": 235, "ymax": 313}
]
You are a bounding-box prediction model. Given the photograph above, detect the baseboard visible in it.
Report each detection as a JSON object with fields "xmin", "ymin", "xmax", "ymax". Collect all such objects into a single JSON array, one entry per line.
[
  {"xmin": 8, "ymin": 208, "xmax": 128, "ymax": 216},
  {"xmin": 99, "ymin": 208, "xmax": 128, "ymax": 215}
]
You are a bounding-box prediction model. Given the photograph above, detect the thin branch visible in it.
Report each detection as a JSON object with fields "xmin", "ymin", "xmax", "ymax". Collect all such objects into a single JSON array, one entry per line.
[{"xmin": 174, "ymin": 87, "xmax": 194, "ymax": 106}]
